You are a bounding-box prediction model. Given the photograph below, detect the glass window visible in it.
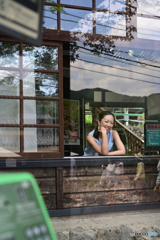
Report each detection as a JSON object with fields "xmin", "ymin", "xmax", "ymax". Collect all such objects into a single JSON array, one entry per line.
[
  {"xmin": 60, "ymin": 0, "xmax": 92, "ymax": 8},
  {"xmin": 0, "ymin": 70, "xmax": 20, "ymax": 96},
  {"xmin": 96, "ymin": 12, "xmax": 126, "ymax": 36},
  {"xmin": 24, "ymin": 128, "xmax": 59, "ymax": 152},
  {"xmin": 0, "ymin": 99, "xmax": 19, "ymax": 124},
  {"xmin": 137, "ymin": 17, "xmax": 160, "ymax": 41},
  {"xmin": 64, "ymin": 38, "xmax": 160, "ymax": 156},
  {"xmin": 137, "ymin": 0, "xmax": 160, "ymax": 16},
  {"xmin": 23, "ymin": 72, "xmax": 59, "ymax": 97},
  {"xmin": 96, "ymin": 0, "xmax": 126, "ymax": 11},
  {"xmin": 24, "ymin": 100, "xmax": 59, "ymax": 125},
  {"xmin": 0, "ymin": 42, "xmax": 19, "ymax": 68},
  {"xmin": 43, "ymin": 5, "xmax": 57, "ymax": 30},
  {"xmin": 0, "ymin": 127, "xmax": 20, "ymax": 152},
  {"xmin": 23, "ymin": 45, "xmax": 58, "ymax": 70},
  {"xmin": 137, "ymin": 0, "xmax": 160, "ymax": 41},
  {"xmin": 61, "ymin": 8, "xmax": 93, "ymax": 33}
]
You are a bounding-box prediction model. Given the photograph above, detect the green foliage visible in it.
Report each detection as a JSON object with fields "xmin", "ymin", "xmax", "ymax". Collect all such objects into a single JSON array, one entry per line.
[
  {"xmin": 45, "ymin": 0, "xmax": 65, "ymax": 13},
  {"xmin": 85, "ymin": 115, "xmax": 92, "ymax": 126}
]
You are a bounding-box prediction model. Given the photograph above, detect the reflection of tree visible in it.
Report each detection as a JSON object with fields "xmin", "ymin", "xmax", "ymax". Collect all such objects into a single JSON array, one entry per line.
[
  {"xmin": 0, "ymin": 43, "xmax": 59, "ymax": 97},
  {"xmin": 68, "ymin": 0, "xmax": 136, "ymax": 62}
]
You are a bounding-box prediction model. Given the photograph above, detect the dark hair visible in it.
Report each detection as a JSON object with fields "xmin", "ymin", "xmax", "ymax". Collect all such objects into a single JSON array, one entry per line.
[{"xmin": 93, "ymin": 111, "xmax": 115, "ymax": 139}]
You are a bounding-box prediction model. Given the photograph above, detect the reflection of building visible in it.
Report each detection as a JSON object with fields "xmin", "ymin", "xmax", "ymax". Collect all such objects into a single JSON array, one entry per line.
[
  {"xmin": 0, "ymin": 1, "xmax": 160, "ymax": 214},
  {"xmin": 0, "ymin": 1, "xmax": 160, "ymax": 157}
]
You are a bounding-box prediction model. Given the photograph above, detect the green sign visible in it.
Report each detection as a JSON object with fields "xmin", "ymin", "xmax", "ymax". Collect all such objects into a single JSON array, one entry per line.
[{"xmin": 146, "ymin": 123, "xmax": 160, "ymax": 147}]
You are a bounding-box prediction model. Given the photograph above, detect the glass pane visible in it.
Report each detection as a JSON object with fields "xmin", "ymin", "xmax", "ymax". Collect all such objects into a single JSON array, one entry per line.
[
  {"xmin": 60, "ymin": 0, "xmax": 92, "ymax": 7},
  {"xmin": 96, "ymin": 0, "xmax": 126, "ymax": 11},
  {"xmin": 24, "ymin": 100, "xmax": 59, "ymax": 124},
  {"xmin": 0, "ymin": 99, "xmax": 19, "ymax": 124},
  {"xmin": 68, "ymin": 40, "xmax": 160, "ymax": 156},
  {"xmin": 24, "ymin": 128, "xmax": 59, "ymax": 152},
  {"xmin": 23, "ymin": 45, "xmax": 58, "ymax": 70},
  {"xmin": 43, "ymin": 5, "xmax": 57, "ymax": 29},
  {"xmin": 96, "ymin": 12, "xmax": 126, "ymax": 36},
  {"xmin": 0, "ymin": 42, "xmax": 19, "ymax": 68},
  {"xmin": 137, "ymin": 17, "xmax": 160, "ymax": 41},
  {"xmin": 23, "ymin": 72, "xmax": 58, "ymax": 97},
  {"xmin": 0, "ymin": 70, "xmax": 20, "ymax": 96},
  {"xmin": 137, "ymin": 0, "xmax": 160, "ymax": 16},
  {"xmin": 0, "ymin": 127, "xmax": 20, "ymax": 152},
  {"xmin": 61, "ymin": 8, "xmax": 93, "ymax": 33}
]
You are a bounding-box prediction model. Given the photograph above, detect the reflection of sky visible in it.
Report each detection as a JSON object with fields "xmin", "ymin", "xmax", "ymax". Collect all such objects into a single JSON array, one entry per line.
[
  {"xmin": 70, "ymin": 44, "xmax": 160, "ymax": 97},
  {"xmin": 96, "ymin": 12, "xmax": 126, "ymax": 36},
  {"xmin": 137, "ymin": 0, "xmax": 160, "ymax": 41},
  {"xmin": 96, "ymin": 0, "xmax": 126, "ymax": 11},
  {"xmin": 61, "ymin": 0, "xmax": 92, "ymax": 7},
  {"xmin": 43, "ymin": 5, "xmax": 57, "ymax": 29},
  {"xmin": 61, "ymin": 8, "xmax": 93, "ymax": 33}
]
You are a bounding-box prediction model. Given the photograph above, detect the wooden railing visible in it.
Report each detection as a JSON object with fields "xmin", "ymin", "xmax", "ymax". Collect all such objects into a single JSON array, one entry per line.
[{"xmin": 114, "ymin": 119, "xmax": 144, "ymax": 155}]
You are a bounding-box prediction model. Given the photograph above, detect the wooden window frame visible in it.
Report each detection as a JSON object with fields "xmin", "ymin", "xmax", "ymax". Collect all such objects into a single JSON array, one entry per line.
[{"xmin": 0, "ymin": 40, "xmax": 64, "ymax": 159}]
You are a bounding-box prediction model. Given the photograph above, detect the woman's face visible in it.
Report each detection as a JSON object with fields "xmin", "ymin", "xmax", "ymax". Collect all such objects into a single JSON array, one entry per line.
[{"xmin": 99, "ymin": 114, "xmax": 114, "ymax": 132}]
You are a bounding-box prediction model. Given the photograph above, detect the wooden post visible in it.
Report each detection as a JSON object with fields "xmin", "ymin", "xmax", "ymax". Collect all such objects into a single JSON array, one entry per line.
[{"xmin": 56, "ymin": 167, "xmax": 63, "ymax": 209}]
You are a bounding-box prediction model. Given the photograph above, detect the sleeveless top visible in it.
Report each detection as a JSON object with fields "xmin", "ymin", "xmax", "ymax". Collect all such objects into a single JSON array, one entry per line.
[{"xmin": 83, "ymin": 129, "xmax": 114, "ymax": 156}]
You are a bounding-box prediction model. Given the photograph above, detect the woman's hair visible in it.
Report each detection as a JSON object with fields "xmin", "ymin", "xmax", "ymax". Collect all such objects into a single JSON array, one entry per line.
[{"xmin": 93, "ymin": 111, "xmax": 115, "ymax": 139}]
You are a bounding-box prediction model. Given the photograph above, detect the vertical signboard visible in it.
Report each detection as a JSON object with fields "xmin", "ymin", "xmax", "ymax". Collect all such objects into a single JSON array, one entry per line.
[
  {"xmin": 0, "ymin": 0, "xmax": 44, "ymax": 46},
  {"xmin": 145, "ymin": 122, "xmax": 160, "ymax": 151}
]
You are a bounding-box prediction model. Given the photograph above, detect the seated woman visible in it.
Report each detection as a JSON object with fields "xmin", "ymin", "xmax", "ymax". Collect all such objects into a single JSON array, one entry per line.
[{"xmin": 84, "ymin": 111, "xmax": 126, "ymax": 156}]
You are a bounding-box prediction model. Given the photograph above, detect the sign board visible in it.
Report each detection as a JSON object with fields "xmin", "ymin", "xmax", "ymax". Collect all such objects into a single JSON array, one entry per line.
[
  {"xmin": 0, "ymin": 172, "xmax": 57, "ymax": 239},
  {"xmin": 0, "ymin": 0, "xmax": 44, "ymax": 46},
  {"xmin": 145, "ymin": 122, "xmax": 160, "ymax": 151}
]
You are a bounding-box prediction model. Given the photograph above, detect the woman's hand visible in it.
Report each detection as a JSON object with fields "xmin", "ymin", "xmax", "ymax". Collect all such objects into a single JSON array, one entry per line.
[{"xmin": 98, "ymin": 126, "xmax": 107, "ymax": 134}]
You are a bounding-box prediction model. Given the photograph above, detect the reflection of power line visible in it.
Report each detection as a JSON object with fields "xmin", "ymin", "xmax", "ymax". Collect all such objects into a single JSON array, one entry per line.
[
  {"xmin": 76, "ymin": 45, "xmax": 160, "ymax": 70},
  {"xmin": 137, "ymin": 30, "xmax": 160, "ymax": 38},
  {"xmin": 71, "ymin": 65, "xmax": 160, "ymax": 85},
  {"xmin": 44, "ymin": 8, "xmax": 160, "ymax": 39},
  {"xmin": 78, "ymin": 49, "xmax": 160, "ymax": 73},
  {"xmin": 44, "ymin": 8, "xmax": 126, "ymax": 32},
  {"xmin": 77, "ymin": 58, "xmax": 160, "ymax": 79}
]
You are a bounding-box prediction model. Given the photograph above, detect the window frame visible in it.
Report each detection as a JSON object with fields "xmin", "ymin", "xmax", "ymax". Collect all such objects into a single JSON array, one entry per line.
[{"xmin": 0, "ymin": 40, "xmax": 64, "ymax": 159}]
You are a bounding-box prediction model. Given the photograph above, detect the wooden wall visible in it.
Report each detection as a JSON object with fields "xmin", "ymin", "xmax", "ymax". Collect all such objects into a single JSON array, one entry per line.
[{"xmin": 1, "ymin": 158, "xmax": 159, "ymax": 210}]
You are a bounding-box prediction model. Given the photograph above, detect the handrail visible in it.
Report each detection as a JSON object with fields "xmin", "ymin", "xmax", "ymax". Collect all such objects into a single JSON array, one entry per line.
[{"xmin": 114, "ymin": 119, "xmax": 144, "ymax": 155}]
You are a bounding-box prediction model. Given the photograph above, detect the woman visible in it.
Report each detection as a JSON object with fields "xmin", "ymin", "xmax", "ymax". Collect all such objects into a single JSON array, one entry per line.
[{"xmin": 84, "ymin": 111, "xmax": 125, "ymax": 156}]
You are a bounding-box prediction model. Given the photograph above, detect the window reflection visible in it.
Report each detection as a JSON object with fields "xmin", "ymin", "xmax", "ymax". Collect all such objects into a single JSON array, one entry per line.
[
  {"xmin": 61, "ymin": 8, "xmax": 93, "ymax": 33},
  {"xmin": 60, "ymin": 0, "xmax": 92, "ymax": 7},
  {"xmin": 43, "ymin": 5, "xmax": 57, "ymax": 29},
  {"xmin": 24, "ymin": 100, "xmax": 59, "ymax": 125},
  {"xmin": 23, "ymin": 45, "xmax": 58, "ymax": 70},
  {"xmin": 0, "ymin": 71, "xmax": 20, "ymax": 96},
  {"xmin": 96, "ymin": 12, "xmax": 126, "ymax": 36},
  {"xmin": 24, "ymin": 128, "xmax": 59, "ymax": 152},
  {"xmin": 96, "ymin": 0, "xmax": 126, "ymax": 11},
  {"xmin": 0, "ymin": 99, "xmax": 19, "ymax": 124},
  {"xmin": 0, "ymin": 127, "xmax": 20, "ymax": 152},
  {"xmin": 68, "ymin": 40, "xmax": 160, "ymax": 155},
  {"xmin": 0, "ymin": 42, "xmax": 19, "ymax": 68},
  {"xmin": 23, "ymin": 72, "xmax": 58, "ymax": 97}
]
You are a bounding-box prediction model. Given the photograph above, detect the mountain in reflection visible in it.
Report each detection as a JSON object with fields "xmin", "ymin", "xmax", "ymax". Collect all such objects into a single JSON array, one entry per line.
[
  {"xmin": 70, "ymin": 87, "xmax": 145, "ymax": 108},
  {"xmin": 70, "ymin": 88, "xmax": 160, "ymax": 122}
]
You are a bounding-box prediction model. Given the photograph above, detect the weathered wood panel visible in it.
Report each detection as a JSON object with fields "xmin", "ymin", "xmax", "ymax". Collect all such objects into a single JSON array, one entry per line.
[
  {"xmin": 63, "ymin": 165, "xmax": 158, "ymax": 177},
  {"xmin": 37, "ymin": 178, "xmax": 56, "ymax": 194},
  {"xmin": 63, "ymin": 174, "xmax": 157, "ymax": 193},
  {"xmin": 43, "ymin": 194, "xmax": 56, "ymax": 209},
  {"xmin": 63, "ymin": 189, "xmax": 157, "ymax": 208}
]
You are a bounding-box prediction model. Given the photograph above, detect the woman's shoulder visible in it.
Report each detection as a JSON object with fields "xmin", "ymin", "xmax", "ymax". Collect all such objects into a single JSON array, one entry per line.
[{"xmin": 88, "ymin": 129, "xmax": 95, "ymax": 136}]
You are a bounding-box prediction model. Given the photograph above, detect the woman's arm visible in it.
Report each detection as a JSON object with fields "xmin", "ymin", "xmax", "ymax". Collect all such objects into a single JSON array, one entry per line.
[
  {"xmin": 108, "ymin": 130, "xmax": 126, "ymax": 156},
  {"xmin": 86, "ymin": 127, "xmax": 109, "ymax": 155}
]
